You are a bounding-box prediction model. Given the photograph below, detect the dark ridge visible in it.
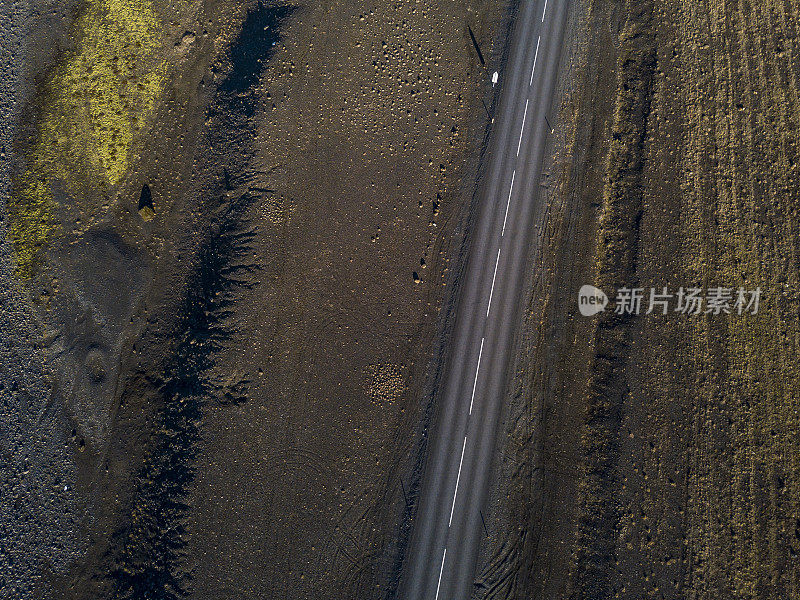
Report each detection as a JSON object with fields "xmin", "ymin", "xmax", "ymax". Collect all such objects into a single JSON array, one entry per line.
[
  {"xmin": 84, "ymin": 3, "xmax": 291, "ymax": 596},
  {"xmin": 219, "ymin": 1, "xmax": 294, "ymax": 114},
  {"xmin": 138, "ymin": 184, "xmax": 153, "ymax": 212},
  {"xmin": 106, "ymin": 194, "xmax": 259, "ymax": 599},
  {"xmin": 573, "ymin": 1, "xmax": 656, "ymax": 597}
]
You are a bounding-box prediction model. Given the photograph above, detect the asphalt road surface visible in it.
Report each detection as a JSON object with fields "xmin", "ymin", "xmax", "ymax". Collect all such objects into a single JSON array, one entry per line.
[{"xmin": 398, "ymin": 1, "xmax": 571, "ymax": 598}]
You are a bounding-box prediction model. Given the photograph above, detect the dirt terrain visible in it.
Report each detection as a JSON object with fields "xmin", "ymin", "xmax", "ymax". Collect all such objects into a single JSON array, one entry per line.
[
  {"xmin": 5, "ymin": 0, "xmax": 797, "ymax": 597},
  {"xmin": 491, "ymin": 0, "xmax": 800, "ymax": 598},
  {"xmin": 1, "ymin": 0, "xmax": 510, "ymax": 598}
]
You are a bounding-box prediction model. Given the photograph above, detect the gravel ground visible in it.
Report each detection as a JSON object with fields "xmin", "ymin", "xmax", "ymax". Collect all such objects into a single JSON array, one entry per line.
[{"xmin": 0, "ymin": 1, "xmax": 81, "ymax": 598}]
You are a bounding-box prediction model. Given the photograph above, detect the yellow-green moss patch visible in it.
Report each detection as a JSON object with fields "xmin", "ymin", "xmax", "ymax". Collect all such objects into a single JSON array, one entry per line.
[{"xmin": 8, "ymin": 0, "xmax": 167, "ymax": 279}]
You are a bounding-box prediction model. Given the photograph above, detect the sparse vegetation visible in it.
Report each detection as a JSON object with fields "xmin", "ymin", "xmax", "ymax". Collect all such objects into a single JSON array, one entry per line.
[
  {"xmin": 501, "ymin": 0, "xmax": 800, "ymax": 597},
  {"xmin": 366, "ymin": 363, "xmax": 405, "ymax": 405}
]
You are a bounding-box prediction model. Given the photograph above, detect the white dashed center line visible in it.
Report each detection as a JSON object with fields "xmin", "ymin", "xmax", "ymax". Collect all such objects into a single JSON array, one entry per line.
[
  {"xmin": 486, "ymin": 248, "xmax": 501, "ymax": 317},
  {"xmin": 434, "ymin": 548, "xmax": 447, "ymax": 600},
  {"xmin": 529, "ymin": 36, "xmax": 541, "ymax": 85},
  {"xmin": 502, "ymin": 170, "xmax": 515, "ymax": 236},
  {"xmin": 449, "ymin": 436, "xmax": 468, "ymax": 527},
  {"xmin": 516, "ymin": 99, "xmax": 529, "ymax": 157},
  {"xmin": 469, "ymin": 338, "xmax": 484, "ymax": 415},
  {"xmin": 433, "ymin": 10, "xmax": 554, "ymax": 598}
]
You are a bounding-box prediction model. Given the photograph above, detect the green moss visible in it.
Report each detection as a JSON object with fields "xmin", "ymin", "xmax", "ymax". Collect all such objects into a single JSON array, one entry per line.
[
  {"xmin": 6, "ymin": 169, "xmax": 58, "ymax": 280},
  {"xmin": 8, "ymin": 0, "xmax": 166, "ymax": 279}
]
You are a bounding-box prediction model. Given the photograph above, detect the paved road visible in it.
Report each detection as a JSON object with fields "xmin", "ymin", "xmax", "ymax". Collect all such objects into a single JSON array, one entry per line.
[{"xmin": 398, "ymin": 1, "xmax": 571, "ymax": 598}]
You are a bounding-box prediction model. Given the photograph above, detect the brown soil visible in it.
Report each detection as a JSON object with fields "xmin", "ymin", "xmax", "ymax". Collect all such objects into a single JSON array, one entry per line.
[
  {"xmin": 494, "ymin": 0, "xmax": 800, "ymax": 598},
  {"xmin": 178, "ymin": 3, "xmax": 513, "ymax": 598}
]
